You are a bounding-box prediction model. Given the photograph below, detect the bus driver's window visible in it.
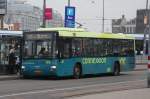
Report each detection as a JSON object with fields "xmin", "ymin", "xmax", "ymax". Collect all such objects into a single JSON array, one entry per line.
[{"xmin": 37, "ymin": 41, "xmax": 51, "ymax": 57}]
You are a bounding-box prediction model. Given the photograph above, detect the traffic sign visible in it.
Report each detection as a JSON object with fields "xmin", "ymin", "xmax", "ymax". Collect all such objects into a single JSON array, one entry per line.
[
  {"xmin": 144, "ymin": 16, "xmax": 148, "ymax": 25},
  {"xmin": 65, "ymin": 6, "xmax": 76, "ymax": 28}
]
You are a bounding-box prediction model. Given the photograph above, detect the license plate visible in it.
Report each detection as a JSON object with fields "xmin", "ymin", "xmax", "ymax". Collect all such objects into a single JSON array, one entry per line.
[{"xmin": 35, "ymin": 70, "xmax": 42, "ymax": 75}]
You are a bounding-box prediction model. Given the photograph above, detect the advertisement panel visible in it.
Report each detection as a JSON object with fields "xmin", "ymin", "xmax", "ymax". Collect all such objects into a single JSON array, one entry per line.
[{"xmin": 44, "ymin": 8, "xmax": 53, "ymax": 20}]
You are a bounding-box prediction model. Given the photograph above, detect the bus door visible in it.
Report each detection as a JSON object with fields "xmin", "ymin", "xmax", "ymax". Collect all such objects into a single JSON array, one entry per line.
[{"xmin": 57, "ymin": 38, "xmax": 72, "ymax": 59}]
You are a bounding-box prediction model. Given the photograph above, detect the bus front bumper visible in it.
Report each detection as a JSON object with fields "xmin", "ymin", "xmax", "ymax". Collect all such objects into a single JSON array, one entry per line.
[{"xmin": 21, "ymin": 66, "xmax": 57, "ymax": 77}]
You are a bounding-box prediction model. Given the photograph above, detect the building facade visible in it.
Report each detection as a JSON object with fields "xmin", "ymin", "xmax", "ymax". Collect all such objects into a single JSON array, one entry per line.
[
  {"xmin": 46, "ymin": 10, "xmax": 64, "ymax": 28},
  {"xmin": 2, "ymin": 0, "xmax": 42, "ymax": 31},
  {"xmin": 136, "ymin": 9, "xmax": 150, "ymax": 34},
  {"xmin": 0, "ymin": 0, "xmax": 65, "ymax": 31},
  {"xmin": 112, "ymin": 15, "xmax": 136, "ymax": 34}
]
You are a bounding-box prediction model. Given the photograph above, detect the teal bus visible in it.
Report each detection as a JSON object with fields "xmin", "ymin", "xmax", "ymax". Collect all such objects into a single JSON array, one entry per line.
[{"xmin": 21, "ymin": 28, "xmax": 135, "ymax": 78}]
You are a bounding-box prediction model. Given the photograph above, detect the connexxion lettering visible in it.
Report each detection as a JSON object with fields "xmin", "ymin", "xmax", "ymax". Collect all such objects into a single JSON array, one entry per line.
[{"xmin": 82, "ymin": 58, "xmax": 107, "ymax": 64}]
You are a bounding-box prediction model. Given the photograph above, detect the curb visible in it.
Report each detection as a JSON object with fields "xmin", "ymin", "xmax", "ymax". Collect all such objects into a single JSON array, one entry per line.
[
  {"xmin": 136, "ymin": 63, "xmax": 147, "ymax": 65},
  {"xmin": 134, "ymin": 68, "xmax": 147, "ymax": 71},
  {"xmin": 0, "ymin": 76, "xmax": 19, "ymax": 81}
]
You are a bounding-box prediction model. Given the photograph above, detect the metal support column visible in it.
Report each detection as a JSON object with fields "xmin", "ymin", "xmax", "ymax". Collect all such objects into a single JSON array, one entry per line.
[
  {"xmin": 149, "ymin": 5, "xmax": 150, "ymax": 56},
  {"xmin": 102, "ymin": 0, "xmax": 105, "ymax": 32},
  {"xmin": 43, "ymin": 0, "xmax": 46, "ymax": 28},
  {"xmin": 0, "ymin": 16, "xmax": 4, "ymax": 29},
  {"xmin": 143, "ymin": 0, "xmax": 149, "ymax": 55},
  {"xmin": 68, "ymin": 0, "xmax": 71, "ymax": 6}
]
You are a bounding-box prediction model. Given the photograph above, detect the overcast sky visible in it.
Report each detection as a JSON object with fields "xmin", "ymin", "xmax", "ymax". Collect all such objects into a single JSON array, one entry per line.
[{"xmin": 28, "ymin": 0, "xmax": 146, "ymax": 32}]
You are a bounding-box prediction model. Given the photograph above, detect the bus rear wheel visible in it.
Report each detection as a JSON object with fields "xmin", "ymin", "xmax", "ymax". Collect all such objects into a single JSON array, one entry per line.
[
  {"xmin": 113, "ymin": 62, "xmax": 120, "ymax": 76},
  {"xmin": 73, "ymin": 64, "xmax": 82, "ymax": 79}
]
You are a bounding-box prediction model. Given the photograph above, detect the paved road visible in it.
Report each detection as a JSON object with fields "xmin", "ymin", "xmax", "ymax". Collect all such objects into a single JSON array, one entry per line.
[
  {"xmin": 0, "ymin": 70, "xmax": 147, "ymax": 99},
  {"xmin": 69, "ymin": 88, "xmax": 150, "ymax": 99}
]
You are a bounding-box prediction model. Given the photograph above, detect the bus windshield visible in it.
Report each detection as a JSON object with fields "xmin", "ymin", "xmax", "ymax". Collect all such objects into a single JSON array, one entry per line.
[{"xmin": 23, "ymin": 32, "xmax": 56, "ymax": 58}]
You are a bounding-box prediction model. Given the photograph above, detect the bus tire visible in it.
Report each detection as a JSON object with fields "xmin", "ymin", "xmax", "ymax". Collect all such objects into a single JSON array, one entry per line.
[
  {"xmin": 22, "ymin": 75, "xmax": 29, "ymax": 79},
  {"xmin": 73, "ymin": 63, "xmax": 82, "ymax": 79},
  {"xmin": 113, "ymin": 62, "xmax": 120, "ymax": 76}
]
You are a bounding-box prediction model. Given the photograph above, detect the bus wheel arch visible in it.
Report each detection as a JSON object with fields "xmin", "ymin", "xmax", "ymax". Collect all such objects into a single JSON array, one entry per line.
[
  {"xmin": 73, "ymin": 62, "xmax": 82, "ymax": 79},
  {"xmin": 113, "ymin": 61, "xmax": 120, "ymax": 76}
]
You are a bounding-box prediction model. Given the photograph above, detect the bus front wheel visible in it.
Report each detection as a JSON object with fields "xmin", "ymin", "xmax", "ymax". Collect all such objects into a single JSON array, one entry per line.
[
  {"xmin": 73, "ymin": 64, "xmax": 82, "ymax": 79},
  {"xmin": 113, "ymin": 62, "xmax": 120, "ymax": 76}
]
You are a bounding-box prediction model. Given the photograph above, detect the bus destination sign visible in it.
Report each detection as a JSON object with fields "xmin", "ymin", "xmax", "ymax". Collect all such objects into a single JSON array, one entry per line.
[{"xmin": 25, "ymin": 33, "xmax": 52, "ymax": 40}]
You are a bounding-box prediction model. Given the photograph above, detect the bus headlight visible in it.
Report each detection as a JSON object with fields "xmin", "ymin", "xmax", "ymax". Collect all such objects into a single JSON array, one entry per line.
[
  {"xmin": 21, "ymin": 66, "xmax": 25, "ymax": 69},
  {"xmin": 50, "ymin": 66, "xmax": 56, "ymax": 71},
  {"xmin": 51, "ymin": 66, "xmax": 56, "ymax": 69}
]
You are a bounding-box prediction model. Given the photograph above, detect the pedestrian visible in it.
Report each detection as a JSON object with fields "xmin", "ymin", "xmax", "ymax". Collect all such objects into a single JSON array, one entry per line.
[{"xmin": 8, "ymin": 47, "xmax": 16, "ymax": 74}]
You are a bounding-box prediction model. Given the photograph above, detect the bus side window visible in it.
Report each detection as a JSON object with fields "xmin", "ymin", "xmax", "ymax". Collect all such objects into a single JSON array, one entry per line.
[
  {"xmin": 58, "ymin": 38, "xmax": 71, "ymax": 58},
  {"xmin": 72, "ymin": 38, "xmax": 82, "ymax": 57}
]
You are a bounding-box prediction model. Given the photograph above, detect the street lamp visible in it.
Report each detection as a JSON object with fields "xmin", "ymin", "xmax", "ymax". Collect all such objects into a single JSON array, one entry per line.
[
  {"xmin": 43, "ymin": 0, "xmax": 46, "ymax": 28},
  {"xmin": 143, "ymin": 0, "xmax": 149, "ymax": 55},
  {"xmin": 68, "ymin": 0, "xmax": 71, "ymax": 6},
  {"xmin": 146, "ymin": 0, "xmax": 149, "ymax": 9},
  {"xmin": 102, "ymin": 0, "xmax": 105, "ymax": 32}
]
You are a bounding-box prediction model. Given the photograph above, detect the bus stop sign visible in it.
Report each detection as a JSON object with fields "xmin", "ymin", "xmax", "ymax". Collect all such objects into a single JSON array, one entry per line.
[{"xmin": 65, "ymin": 6, "xmax": 75, "ymax": 28}]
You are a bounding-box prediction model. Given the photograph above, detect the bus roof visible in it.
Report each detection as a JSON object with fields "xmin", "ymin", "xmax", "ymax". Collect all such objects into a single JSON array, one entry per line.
[
  {"xmin": 0, "ymin": 30, "xmax": 23, "ymax": 36},
  {"xmin": 59, "ymin": 31, "xmax": 134, "ymax": 39},
  {"xmin": 38, "ymin": 27, "xmax": 85, "ymax": 32},
  {"xmin": 37, "ymin": 28, "xmax": 134, "ymax": 40},
  {"xmin": 98, "ymin": 33, "xmax": 134, "ymax": 39}
]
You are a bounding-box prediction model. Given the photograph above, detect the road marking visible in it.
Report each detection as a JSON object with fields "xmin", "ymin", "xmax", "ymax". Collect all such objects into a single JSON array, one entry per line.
[{"xmin": 0, "ymin": 79, "xmax": 146, "ymax": 98}]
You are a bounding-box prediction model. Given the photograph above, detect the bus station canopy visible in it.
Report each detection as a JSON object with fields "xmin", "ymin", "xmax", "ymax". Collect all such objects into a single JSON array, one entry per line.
[{"xmin": 0, "ymin": 30, "xmax": 23, "ymax": 36}]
